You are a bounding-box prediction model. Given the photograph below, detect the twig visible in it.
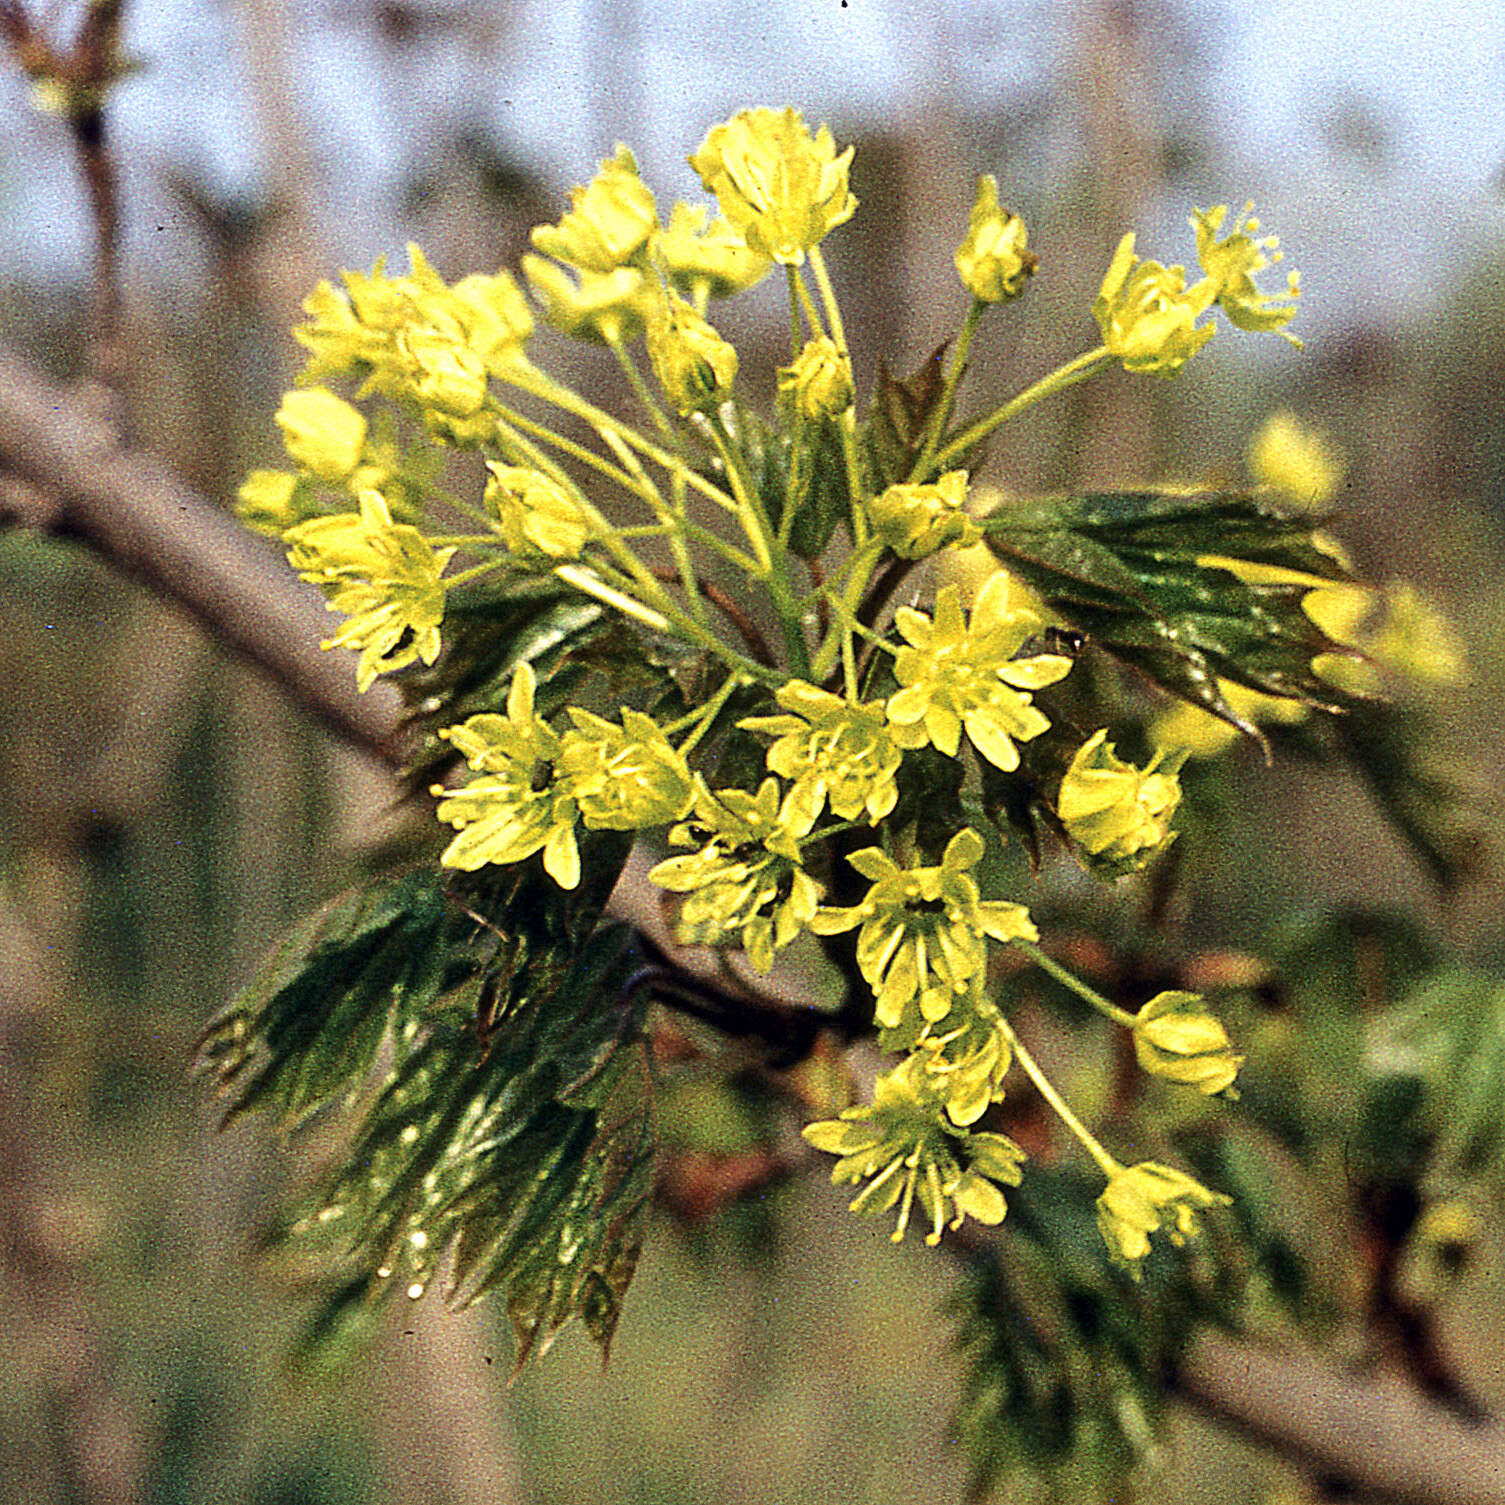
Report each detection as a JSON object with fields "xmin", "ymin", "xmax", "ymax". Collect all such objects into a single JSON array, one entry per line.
[
  {"xmin": 0, "ymin": 342, "xmax": 403, "ymax": 763},
  {"xmin": 649, "ymin": 564, "xmax": 776, "ymax": 666}
]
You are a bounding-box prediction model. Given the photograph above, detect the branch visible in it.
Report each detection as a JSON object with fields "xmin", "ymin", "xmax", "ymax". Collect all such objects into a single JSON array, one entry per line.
[
  {"xmin": 0, "ymin": 343, "xmax": 402, "ymax": 764},
  {"xmin": 1179, "ymin": 1330, "xmax": 1505, "ymax": 1505},
  {"xmin": 2, "ymin": 340, "xmax": 1503, "ymax": 1504}
]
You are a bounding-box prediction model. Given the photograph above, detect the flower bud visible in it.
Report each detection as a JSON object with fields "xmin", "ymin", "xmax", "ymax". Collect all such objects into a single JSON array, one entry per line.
[
  {"xmin": 1132, "ymin": 990, "xmax": 1243, "ymax": 1096},
  {"xmin": 276, "ymin": 387, "xmax": 368, "ymax": 481},
  {"xmin": 954, "ymin": 176, "xmax": 1037, "ymax": 303},
  {"xmin": 235, "ymin": 469, "xmax": 306, "ymax": 537},
  {"xmin": 778, "ymin": 336, "xmax": 853, "ymax": 421},
  {"xmin": 530, "ymin": 145, "xmax": 658, "ymax": 273},
  {"xmin": 1093, "ymin": 234, "xmax": 1216, "ymax": 376},
  {"xmin": 645, "ymin": 291, "xmax": 738, "ymax": 413},
  {"xmin": 484, "ymin": 463, "xmax": 592, "ymax": 560},
  {"xmin": 1247, "ymin": 410, "xmax": 1342, "ymax": 510},
  {"xmin": 1058, "ymin": 729, "xmax": 1185, "ymax": 873},
  {"xmin": 867, "ymin": 471, "xmax": 980, "ymax": 560}
]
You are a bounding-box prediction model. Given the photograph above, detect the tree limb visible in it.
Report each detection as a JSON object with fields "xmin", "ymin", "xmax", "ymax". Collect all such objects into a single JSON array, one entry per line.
[
  {"xmin": 2, "ymin": 337, "xmax": 1502, "ymax": 1505},
  {"xmin": 0, "ymin": 343, "xmax": 402, "ymax": 763},
  {"xmin": 1178, "ymin": 1330, "xmax": 1505, "ymax": 1505}
]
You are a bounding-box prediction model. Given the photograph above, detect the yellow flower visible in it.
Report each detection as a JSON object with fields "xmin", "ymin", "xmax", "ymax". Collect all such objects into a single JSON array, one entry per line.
[
  {"xmin": 953, "ymin": 176, "xmax": 1036, "ymax": 303},
  {"xmin": 432, "ymin": 663, "xmax": 582, "ymax": 888},
  {"xmin": 886, "ymin": 575, "xmax": 1072, "ymax": 772},
  {"xmin": 739, "ymin": 680, "xmax": 902, "ymax": 824},
  {"xmin": 1096, "ymin": 1160, "xmax": 1230, "ymax": 1265},
  {"xmin": 484, "ymin": 464, "xmax": 593, "ymax": 561},
  {"xmin": 802, "ymin": 1054, "xmax": 1026, "ymax": 1244},
  {"xmin": 809, "ymin": 828, "xmax": 1037, "ymax": 1032},
  {"xmin": 558, "ymin": 708, "xmax": 695, "ymax": 832},
  {"xmin": 653, "ymin": 202, "xmax": 772, "ymax": 301},
  {"xmin": 295, "ymin": 247, "xmax": 529, "ymax": 397},
  {"xmin": 778, "ymin": 336, "xmax": 853, "ymax": 421},
  {"xmin": 235, "ymin": 469, "xmax": 307, "ymax": 538},
  {"xmin": 906, "ymin": 999, "xmax": 1014, "ymax": 1128},
  {"xmin": 1057, "ymin": 729, "xmax": 1185, "ymax": 874},
  {"xmin": 1247, "ymin": 410, "xmax": 1343, "ymax": 510},
  {"xmin": 1132, "ymin": 990, "xmax": 1243, "ymax": 1096},
  {"xmin": 276, "ymin": 387, "xmax": 368, "ymax": 481},
  {"xmin": 398, "ymin": 328, "xmax": 489, "ymax": 417},
  {"xmin": 447, "ymin": 272, "xmax": 535, "ymax": 374},
  {"xmin": 1192, "ymin": 202, "xmax": 1300, "ymax": 344},
  {"xmin": 530, "ymin": 145, "xmax": 659, "ymax": 273},
  {"xmin": 1093, "ymin": 233, "xmax": 1217, "ymax": 376},
  {"xmin": 521, "ymin": 255, "xmax": 656, "ymax": 345},
  {"xmin": 645, "ymin": 290, "xmax": 738, "ymax": 413},
  {"xmin": 649, "ymin": 777, "xmax": 822, "ymax": 973},
  {"xmin": 284, "ymin": 489, "xmax": 455, "ymax": 690},
  {"xmin": 868, "ymin": 471, "xmax": 981, "ymax": 560},
  {"xmin": 688, "ymin": 106, "xmax": 857, "ymax": 266}
]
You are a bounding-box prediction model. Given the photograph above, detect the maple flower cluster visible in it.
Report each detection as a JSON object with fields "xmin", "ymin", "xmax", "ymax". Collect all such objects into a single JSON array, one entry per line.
[{"xmin": 241, "ymin": 104, "xmax": 1325, "ymax": 1268}]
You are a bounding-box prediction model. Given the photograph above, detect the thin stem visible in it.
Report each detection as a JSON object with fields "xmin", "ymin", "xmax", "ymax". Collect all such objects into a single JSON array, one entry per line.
[
  {"xmin": 1014, "ymin": 938, "xmax": 1138, "ymax": 1029},
  {"xmin": 997, "ymin": 1016, "xmax": 1122, "ymax": 1178},
  {"xmin": 785, "ymin": 265, "xmax": 804, "ymax": 358},
  {"xmin": 932, "ymin": 346, "xmax": 1111, "ymax": 471},
  {"xmin": 425, "ymin": 532, "xmax": 505, "ymax": 548},
  {"xmin": 398, "ymin": 467, "xmax": 496, "ymax": 533},
  {"xmin": 649, "ymin": 566, "xmax": 775, "ymax": 665},
  {"xmin": 810, "ymin": 538, "xmax": 886, "ymax": 680},
  {"xmin": 807, "ymin": 248, "xmax": 867, "ymax": 530},
  {"xmin": 708, "ymin": 414, "xmax": 812, "ymax": 677},
  {"xmin": 673, "ymin": 672, "xmax": 743, "ymax": 754},
  {"xmin": 807, "ymin": 248, "xmax": 849, "ymax": 355},
  {"xmin": 490, "ymin": 399, "xmax": 655, "ymax": 508},
  {"xmin": 441, "ymin": 557, "xmax": 508, "ymax": 590},
  {"xmin": 679, "ymin": 518, "xmax": 764, "ymax": 578},
  {"xmin": 908, "ymin": 297, "xmax": 986, "ymax": 483},
  {"xmin": 609, "ymin": 335, "xmax": 676, "ymax": 440},
  {"xmin": 504, "ymin": 361, "xmax": 739, "ymax": 515},
  {"xmin": 705, "ymin": 413, "xmax": 773, "ymax": 573},
  {"xmin": 788, "ymin": 265, "xmax": 825, "ymax": 341}
]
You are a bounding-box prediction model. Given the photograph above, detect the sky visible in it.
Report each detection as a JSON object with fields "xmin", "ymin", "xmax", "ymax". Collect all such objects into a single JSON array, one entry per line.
[{"xmin": 1, "ymin": 0, "xmax": 1503, "ymax": 334}]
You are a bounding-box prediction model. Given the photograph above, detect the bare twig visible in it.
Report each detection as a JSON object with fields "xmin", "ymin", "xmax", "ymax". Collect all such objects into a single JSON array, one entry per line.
[
  {"xmin": 0, "ymin": 342, "xmax": 403, "ymax": 763},
  {"xmin": 1178, "ymin": 1330, "xmax": 1505, "ymax": 1505},
  {"xmin": 1, "ymin": 1, "xmax": 132, "ymax": 389}
]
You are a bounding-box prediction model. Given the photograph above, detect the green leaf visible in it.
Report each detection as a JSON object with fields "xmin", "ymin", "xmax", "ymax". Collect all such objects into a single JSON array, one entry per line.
[
  {"xmin": 746, "ymin": 410, "xmax": 851, "ymax": 561},
  {"xmin": 1324, "ymin": 701, "xmax": 1486, "ymax": 889},
  {"xmin": 314, "ymin": 919, "xmax": 651, "ymax": 1366},
  {"xmin": 861, "ymin": 344, "xmax": 953, "ymax": 490},
  {"xmin": 198, "ymin": 832, "xmax": 649, "ymax": 1368},
  {"xmin": 982, "ymin": 491, "xmax": 1359, "ymax": 736},
  {"xmin": 1366, "ymin": 968, "xmax": 1505, "ymax": 1196},
  {"xmin": 947, "ymin": 1167, "xmax": 1212, "ymax": 1503}
]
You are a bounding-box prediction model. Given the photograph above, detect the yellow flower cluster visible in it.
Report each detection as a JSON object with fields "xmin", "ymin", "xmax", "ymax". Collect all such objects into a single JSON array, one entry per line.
[{"xmin": 240, "ymin": 105, "xmax": 1327, "ymax": 1270}]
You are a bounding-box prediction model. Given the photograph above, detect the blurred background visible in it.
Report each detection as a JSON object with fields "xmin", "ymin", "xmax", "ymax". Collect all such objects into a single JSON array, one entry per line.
[{"xmin": 1, "ymin": 1, "xmax": 1503, "ymax": 1501}]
